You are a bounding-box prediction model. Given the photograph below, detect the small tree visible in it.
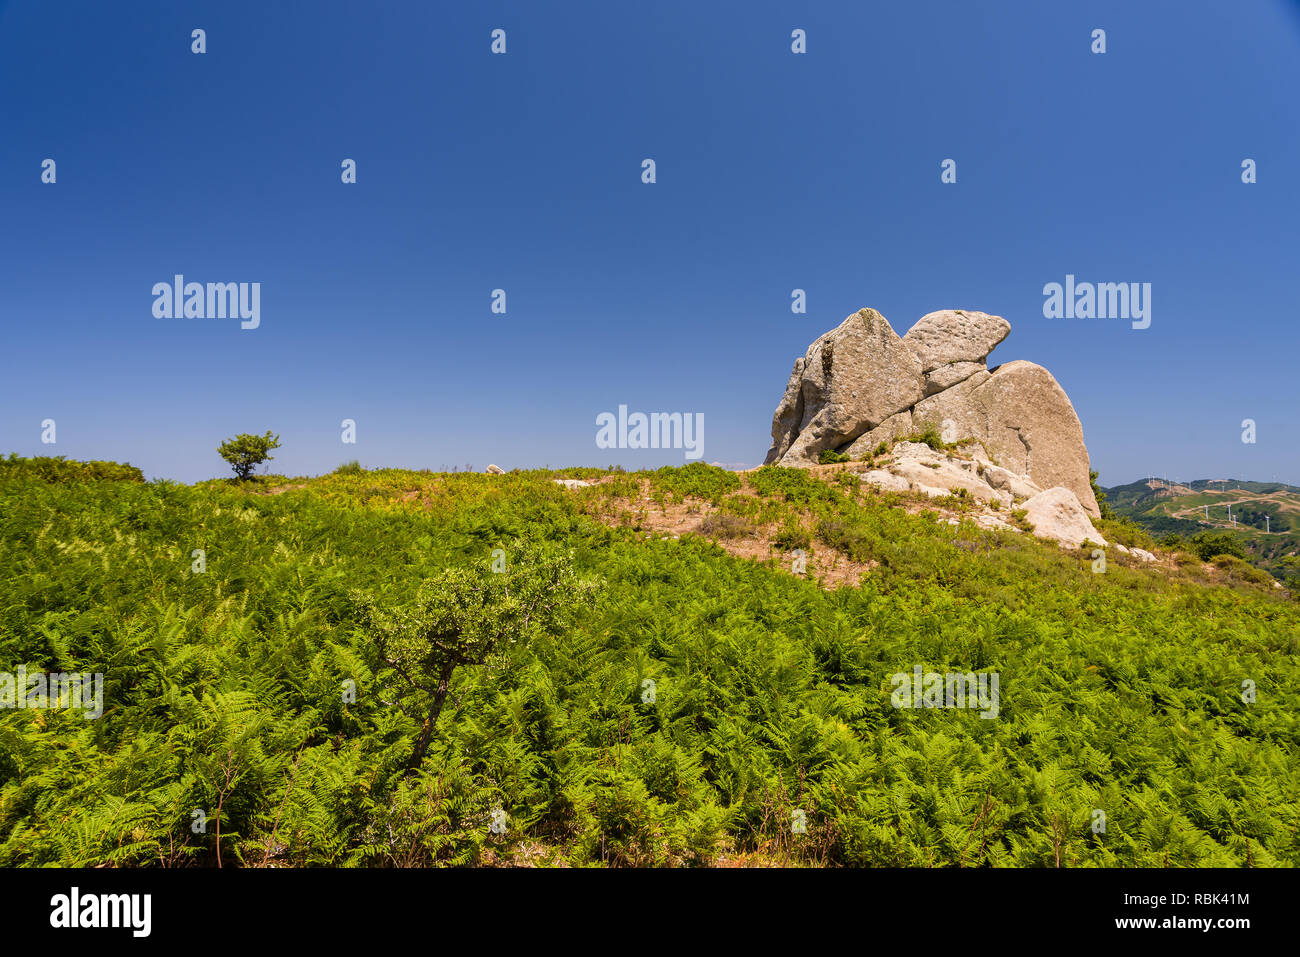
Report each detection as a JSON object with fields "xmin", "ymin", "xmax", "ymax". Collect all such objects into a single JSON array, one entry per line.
[
  {"xmin": 1189, "ymin": 530, "xmax": 1247, "ymax": 562},
  {"xmin": 218, "ymin": 431, "xmax": 281, "ymax": 480},
  {"xmin": 1089, "ymin": 470, "xmax": 1113, "ymax": 520},
  {"xmin": 359, "ymin": 540, "xmax": 594, "ymax": 772}
]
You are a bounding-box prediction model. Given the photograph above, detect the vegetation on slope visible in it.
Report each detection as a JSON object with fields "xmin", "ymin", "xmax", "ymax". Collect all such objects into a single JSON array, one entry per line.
[{"xmin": 0, "ymin": 458, "xmax": 1297, "ymax": 867}]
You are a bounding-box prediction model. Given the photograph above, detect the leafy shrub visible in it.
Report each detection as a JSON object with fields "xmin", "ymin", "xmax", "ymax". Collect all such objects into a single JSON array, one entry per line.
[
  {"xmin": 649, "ymin": 463, "xmax": 741, "ymax": 503},
  {"xmin": 334, "ymin": 460, "xmax": 365, "ymax": 475},
  {"xmin": 1211, "ymin": 554, "xmax": 1274, "ymax": 586},
  {"xmin": 818, "ymin": 449, "xmax": 850, "ymax": 464},
  {"xmin": 0, "ymin": 454, "xmax": 144, "ymax": 483},
  {"xmin": 1281, "ymin": 556, "xmax": 1300, "ymax": 590},
  {"xmin": 1090, "ymin": 469, "xmax": 1114, "ymax": 520},
  {"xmin": 747, "ymin": 467, "xmax": 839, "ymax": 506},
  {"xmin": 772, "ymin": 516, "xmax": 812, "ymax": 551},
  {"xmin": 1096, "ymin": 514, "xmax": 1155, "ymax": 549},
  {"xmin": 938, "ymin": 488, "xmax": 974, "ymax": 511},
  {"xmin": 815, "ymin": 516, "xmax": 875, "ymax": 563},
  {"xmin": 833, "ymin": 470, "xmax": 860, "ymax": 494},
  {"xmin": 905, "ymin": 427, "xmax": 948, "ymax": 451},
  {"xmin": 1189, "ymin": 531, "xmax": 1247, "ymax": 562}
]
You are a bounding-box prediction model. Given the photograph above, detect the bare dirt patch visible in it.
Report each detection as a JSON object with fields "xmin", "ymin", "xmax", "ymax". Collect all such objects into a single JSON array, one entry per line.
[{"xmin": 578, "ymin": 477, "xmax": 875, "ymax": 589}]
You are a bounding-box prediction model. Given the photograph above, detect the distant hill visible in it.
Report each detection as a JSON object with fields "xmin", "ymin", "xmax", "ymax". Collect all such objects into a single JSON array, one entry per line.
[{"xmin": 1103, "ymin": 477, "xmax": 1300, "ymax": 579}]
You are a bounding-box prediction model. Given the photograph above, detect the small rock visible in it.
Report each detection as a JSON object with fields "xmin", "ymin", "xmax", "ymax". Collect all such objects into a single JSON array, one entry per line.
[
  {"xmin": 975, "ymin": 513, "xmax": 1018, "ymax": 532},
  {"xmin": 1020, "ymin": 487, "xmax": 1106, "ymax": 549},
  {"xmin": 979, "ymin": 463, "xmax": 1042, "ymax": 501},
  {"xmin": 860, "ymin": 469, "xmax": 910, "ymax": 493},
  {"xmin": 485, "ymin": 464, "xmax": 505, "ymax": 474}
]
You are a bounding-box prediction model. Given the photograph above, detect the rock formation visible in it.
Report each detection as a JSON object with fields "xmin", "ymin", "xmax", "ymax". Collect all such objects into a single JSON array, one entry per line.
[{"xmin": 764, "ymin": 306, "xmax": 1100, "ymax": 516}]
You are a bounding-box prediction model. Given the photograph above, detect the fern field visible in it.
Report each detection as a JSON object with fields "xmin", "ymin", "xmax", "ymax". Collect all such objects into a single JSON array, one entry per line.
[{"xmin": 1, "ymin": 459, "xmax": 1297, "ymax": 867}]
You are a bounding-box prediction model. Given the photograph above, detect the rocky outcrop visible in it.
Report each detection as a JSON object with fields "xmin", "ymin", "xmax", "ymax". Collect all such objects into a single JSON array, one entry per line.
[
  {"xmin": 849, "ymin": 441, "xmax": 1141, "ymax": 552},
  {"xmin": 867, "ymin": 441, "xmax": 1018, "ymax": 507},
  {"xmin": 764, "ymin": 306, "xmax": 1100, "ymax": 517},
  {"xmin": 764, "ymin": 309, "xmax": 925, "ymax": 467},
  {"xmin": 859, "ymin": 440, "xmax": 1038, "ymax": 507},
  {"xmin": 853, "ymin": 441, "xmax": 1106, "ymax": 550}
]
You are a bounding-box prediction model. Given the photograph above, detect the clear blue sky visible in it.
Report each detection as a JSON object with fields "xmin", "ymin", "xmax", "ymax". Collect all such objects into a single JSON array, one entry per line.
[{"xmin": 2, "ymin": 0, "xmax": 1298, "ymax": 485}]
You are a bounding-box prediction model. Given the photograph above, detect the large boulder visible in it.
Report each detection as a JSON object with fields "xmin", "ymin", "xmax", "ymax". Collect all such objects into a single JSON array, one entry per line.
[
  {"xmin": 764, "ymin": 308, "xmax": 924, "ymax": 466},
  {"xmin": 912, "ymin": 360, "xmax": 1099, "ymax": 516},
  {"xmin": 902, "ymin": 309, "xmax": 1011, "ymax": 371},
  {"xmin": 1020, "ymin": 487, "xmax": 1106, "ymax": 548},
  {"xmin": 902, "ymin": 309, "xmax": 1010, "ymax": 395}
]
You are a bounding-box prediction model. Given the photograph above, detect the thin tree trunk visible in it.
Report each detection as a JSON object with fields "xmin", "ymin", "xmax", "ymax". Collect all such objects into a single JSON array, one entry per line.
[{"xmin": 407, "ymin": 663, "xmax": 456, "ymax": 772}]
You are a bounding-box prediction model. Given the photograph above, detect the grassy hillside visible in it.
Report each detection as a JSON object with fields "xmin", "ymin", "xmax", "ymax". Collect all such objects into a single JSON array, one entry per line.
[
  {"xmin": 1104, "ymin": 477, "xmax": 1300, "ymax": 583},
  {"xmin": 1, "ymin": 457, "xmax": 1298, "ymax": 867}
]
